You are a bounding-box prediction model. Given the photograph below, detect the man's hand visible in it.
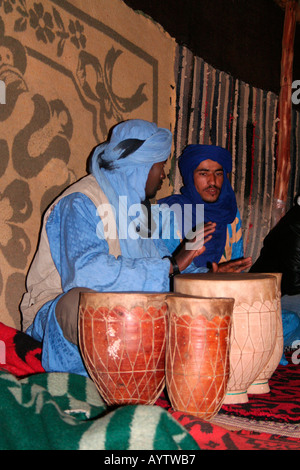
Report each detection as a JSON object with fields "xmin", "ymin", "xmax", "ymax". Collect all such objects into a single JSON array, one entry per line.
[
  {"xmin": 211, "ymin": 257, "xmax": 252, "ymax": 273},
  {"xmin": 172, "ymin": 222, "xmax": 216, "ymax": 274}
]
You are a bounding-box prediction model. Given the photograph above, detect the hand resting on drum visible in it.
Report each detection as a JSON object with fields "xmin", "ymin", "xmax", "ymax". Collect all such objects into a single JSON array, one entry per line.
[
  {"xmin": 171, "ymin": 222, "xmax": 217, "ymax": 274},
  {"xmin": 211, "ymin": 256, "xmax": 252, "ymax": 273}
]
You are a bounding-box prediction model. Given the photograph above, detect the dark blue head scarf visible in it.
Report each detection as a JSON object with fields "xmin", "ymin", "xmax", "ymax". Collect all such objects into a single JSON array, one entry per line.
[{"xmin": 159, "ymin": 144, "xmax": 237, "ymax": 267}]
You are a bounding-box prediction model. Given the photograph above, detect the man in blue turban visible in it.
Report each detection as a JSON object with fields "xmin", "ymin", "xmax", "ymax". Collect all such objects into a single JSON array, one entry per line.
[
  {"xmin": 159, "ymin": 144, "xmax": 252, "ymax": 272},
  {"xmin": 20, "ymin": 120, "xmax": 215, "ymax": 375}
]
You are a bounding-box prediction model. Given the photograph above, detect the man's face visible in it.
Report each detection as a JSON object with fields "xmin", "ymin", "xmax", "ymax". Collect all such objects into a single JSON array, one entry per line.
[
  {"xmin": 145, "ymin": 161, "xmax": 167, "ymax": 199},
  {"xmin": 193, "ymin": 159, "xmax": 224, "ymax": 202}
]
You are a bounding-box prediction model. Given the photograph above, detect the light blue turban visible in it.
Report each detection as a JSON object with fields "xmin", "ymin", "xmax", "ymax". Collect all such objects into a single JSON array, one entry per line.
[
  {"xmin": 92, "ymin": 120, "xmax": 172, "ymax": 168},
  {"xmin": 89, "ymin": 119, "xmax": 172, "ymax": 258},
  {"xmin": 90, "ymin": 119, "xmax": 172, "ymax": 202}
]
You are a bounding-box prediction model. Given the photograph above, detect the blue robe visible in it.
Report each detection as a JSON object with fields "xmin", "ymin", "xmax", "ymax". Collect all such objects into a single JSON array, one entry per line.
[
  {"xmin": 27, "ymin": 194, "xmax": 175, "ymax": 375},
  {"xmin": 25, "ymin": 120, "xmax": 201, "ymax": 375},
  {"xmin": 159, "ymin": 144, "xmax": 240, "ymax": 267}
]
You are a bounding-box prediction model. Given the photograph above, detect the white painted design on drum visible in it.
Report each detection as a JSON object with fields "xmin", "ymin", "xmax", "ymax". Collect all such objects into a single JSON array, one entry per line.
[{"xmin": 108, "ymin": 338, "xmax": 121, "ymax": 359}]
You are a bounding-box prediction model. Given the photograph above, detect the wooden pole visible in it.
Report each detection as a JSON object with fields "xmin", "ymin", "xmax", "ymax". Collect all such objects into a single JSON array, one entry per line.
[{"xmin": 272, "ymin": 0, "xmax": 298, "ymax": 227}]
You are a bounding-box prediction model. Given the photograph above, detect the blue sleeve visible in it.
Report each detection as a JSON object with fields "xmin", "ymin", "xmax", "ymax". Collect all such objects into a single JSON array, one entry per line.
[
  {"xmin": 153, "ymin": 204, "xmax": 182, "ymax": 254},
  {"xmin": 231, "ymin": 236, "xmax": 244, "ymax": 260},
  {"xmin": 231, "ymin": 209, "xmax": 244, "ymax": 260},
  {"xmin": 46, "ymin": 193, "xmax": 170, "ymax": 293},
  {"xmin": 152, "ymin": 204, "xmax": 209, "ymax": 274},
  {"xmin": 181, "ymin": 263, "xmax": 209, "ymax": 274}
]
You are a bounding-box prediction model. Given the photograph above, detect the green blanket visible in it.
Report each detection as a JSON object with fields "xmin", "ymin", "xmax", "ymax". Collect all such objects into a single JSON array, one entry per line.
[{"xmin": 0, "ymin": 371, "xmax": 200, "ymax": 451}]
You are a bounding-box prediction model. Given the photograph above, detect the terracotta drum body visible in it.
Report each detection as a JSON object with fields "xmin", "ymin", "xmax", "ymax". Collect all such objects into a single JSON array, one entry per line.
[
  {"xmin": 78, "ymin": 292, "xmax": 168, "ymax": 405},
  {"xmin": 174, "ymin": 273, "xmax": 279, "ymax": 404},
  {"xmin": 165, "ymin": 294, "xmax": 234, "ymax": 420}
]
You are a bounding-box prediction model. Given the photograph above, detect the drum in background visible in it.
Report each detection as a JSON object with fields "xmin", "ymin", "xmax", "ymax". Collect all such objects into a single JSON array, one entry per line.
[
  {"xmin": 247, "ymin": 273, "xmax": 283, "ymax": 394},
  {"xmin": 165, "ymin": 294, "xmax": 234, "ymax": 420},
  {"xmin": 78, "ymin": 292, "xmax": 168, "ymax": 405},
  {"xmin": 174, "ymin": 273, "xmax": 278, "ymax": 404}
]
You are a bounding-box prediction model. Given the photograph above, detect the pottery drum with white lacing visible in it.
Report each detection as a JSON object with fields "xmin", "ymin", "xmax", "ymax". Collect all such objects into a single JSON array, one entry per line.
[
  {"xmin": 165, "ymin": 294, "xmax": 234, "ymax": 419},
  {"xmin": 78, "ymin": 292, "xmax": 168, "ymax": 405},
  {"xmin": 174, "ymin": 273, "xmax": 279, "ymax": 404}
]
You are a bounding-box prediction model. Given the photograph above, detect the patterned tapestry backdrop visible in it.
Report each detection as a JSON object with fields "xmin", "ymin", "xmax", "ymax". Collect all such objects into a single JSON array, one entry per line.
[
  {"xmin": 1, "ymin": 1, "xmax": 300, "ymax": 331},
  {"xmin": 170, "ymin": 45, "xmax": 300, "ymax": 263},
  {"xmin": 0, "ymin": 0, "xmax": 176, "ymax": 329}
]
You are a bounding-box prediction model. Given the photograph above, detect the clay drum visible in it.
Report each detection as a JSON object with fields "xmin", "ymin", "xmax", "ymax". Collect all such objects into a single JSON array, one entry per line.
[
  {"xmin": 174, "ymin": 273, "xmax": 278, "ymax": 404},
  {"xmin": 247, "ymin": 273, "xmax": 283, "ymax": 394},
  {"xmin": 78, "ymin": 292, "xmax": 168, "ymax": 405},
  {"xmin": 165, "ymin": 294, "xmax": 234, "ymax": 420}
]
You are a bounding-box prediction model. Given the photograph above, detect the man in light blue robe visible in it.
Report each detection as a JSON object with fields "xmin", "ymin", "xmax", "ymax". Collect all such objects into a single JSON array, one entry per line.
[{"xmin": 20, "ymin": 120, "xmax": 214, "ymax": 375}]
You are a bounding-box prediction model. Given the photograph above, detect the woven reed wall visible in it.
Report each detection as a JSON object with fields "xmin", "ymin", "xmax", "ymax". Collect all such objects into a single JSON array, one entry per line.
[{"xmin": 171, "ymin": 45, "xmax": 300, "ymax": 263}]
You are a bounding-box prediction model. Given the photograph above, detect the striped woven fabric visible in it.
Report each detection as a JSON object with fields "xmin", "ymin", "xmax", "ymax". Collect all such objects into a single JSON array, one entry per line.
[
  {"xmin": 0, "ymin": 371, "xmax": 200, "ymax": 450},
  {"xmin": 172, "ymin": 45, "xmax": 300, "ymax": 263}
]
